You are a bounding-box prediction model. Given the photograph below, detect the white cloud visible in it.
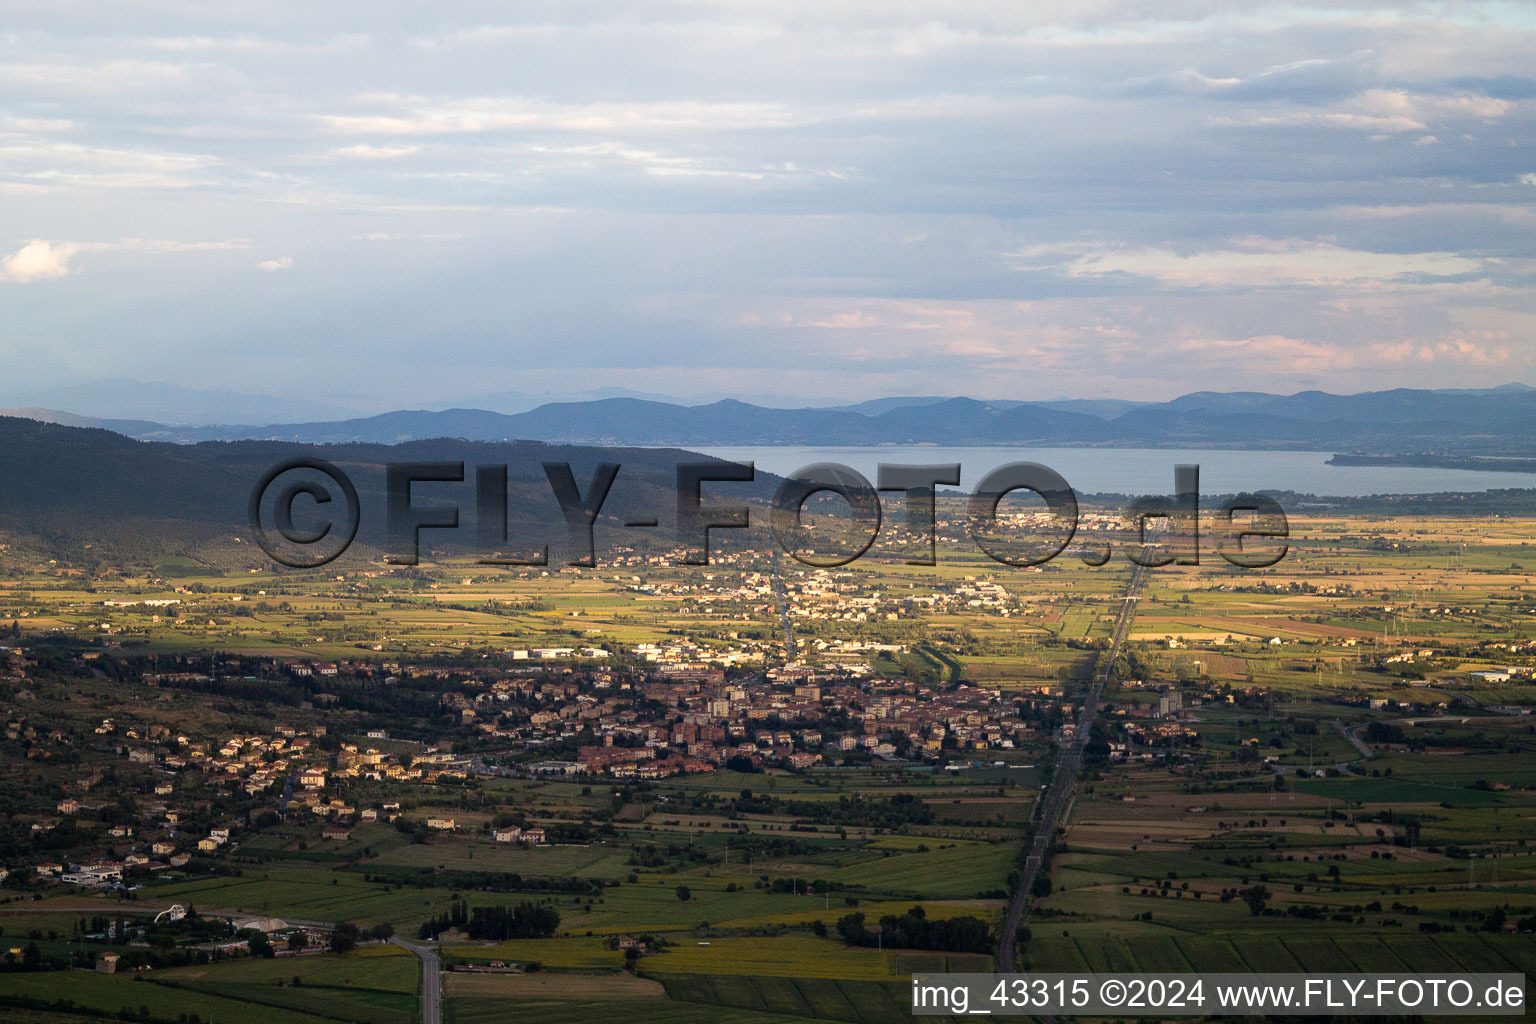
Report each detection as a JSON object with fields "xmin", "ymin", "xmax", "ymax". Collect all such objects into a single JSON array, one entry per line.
[
  {"xmin": 323, "ymin": 144, "xmax": 422, "ymax": 160},
  {"xmin": 315, "ymin": 98, "xmax": 797, "ymax": 139},
  {"xmin": 121, "ymin": 238, "xmax": 249, "ymax": 253},
  {"xmin": 1370, "ymin": 336, "xmax": 1512, "ymax": 366},
  {"xmin": 1177, "ymin": 334, "xmax": 1344, "ymax": 372},
  {"xmin": 1, "ymin": 240, "xmax": 81, "ymax": 282},
  {"xmin": 0, "ymin": 116, "xmax": 73, "ymax": 132},
  {"xmin": 1, "ymin": 237, "xmax": 251, "ymax": 283},
  {"xmin": 1211, "ymin": 88, "xmax": 1517, "ymax": 136},
  {"xmin": 257, "ymin": 257, "xmax": 293, "ymax": 271},
  {"xmin": 1211, "ymin": 110, "xmax": 1426, "ymax": 133},
  {"xmin": 1048, "ymin": 241, "xmax": 1489, "ymax": 289},
  {"xmin": 0, "ymin": 141, "xmax": 219, "ymax": 191}
]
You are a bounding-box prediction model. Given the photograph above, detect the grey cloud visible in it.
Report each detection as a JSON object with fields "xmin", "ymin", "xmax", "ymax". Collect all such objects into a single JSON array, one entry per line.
[
  {"xmin": 1442, "ymin": 75, "xmax": 1536, "ymax": 100},
  {"xmin": 0, "ymin": 1, "xmax": 1533, "ymax": 411}
]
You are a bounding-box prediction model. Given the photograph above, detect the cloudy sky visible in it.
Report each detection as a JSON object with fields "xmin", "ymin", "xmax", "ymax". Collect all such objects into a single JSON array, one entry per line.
[{"xmin": 2, "ymin": 1, "xmax": 1534, "ymax": 419}]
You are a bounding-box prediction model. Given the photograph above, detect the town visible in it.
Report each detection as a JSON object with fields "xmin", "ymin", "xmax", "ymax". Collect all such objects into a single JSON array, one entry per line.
[{"xmin": 1, "ymin": 511, "xmax": 1535, "ymax": 1024}]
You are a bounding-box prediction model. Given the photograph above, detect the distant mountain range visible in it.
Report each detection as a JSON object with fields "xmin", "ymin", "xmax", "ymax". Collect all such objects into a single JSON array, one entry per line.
[
  {"xmin": 0, "ymin": 377, "xmax": 861, "ymax": 424},
  {"xmin": 0, "ymin": 416, "xmax": 775, "ymax": 564},
  {"xmin": 6, "ymin": 384, "xmax": 1535, "ymax": 454}
]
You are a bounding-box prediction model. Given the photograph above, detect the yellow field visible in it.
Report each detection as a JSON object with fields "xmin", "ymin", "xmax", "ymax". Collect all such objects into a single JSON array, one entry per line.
[{"xmin": 641, "ymin": 934, "xmax": 898, "ymax": 980}]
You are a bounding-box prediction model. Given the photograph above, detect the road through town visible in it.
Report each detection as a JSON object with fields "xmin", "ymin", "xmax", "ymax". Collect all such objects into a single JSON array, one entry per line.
[{"xmin": 996, "ymin": 563, "xmax": 1146, "ymax": 971}]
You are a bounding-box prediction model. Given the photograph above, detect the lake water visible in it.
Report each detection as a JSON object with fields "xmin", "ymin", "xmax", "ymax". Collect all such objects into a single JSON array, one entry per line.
[{"xmin": 683, "ymin": 446, "xmax": 1536, "ymax": 497}]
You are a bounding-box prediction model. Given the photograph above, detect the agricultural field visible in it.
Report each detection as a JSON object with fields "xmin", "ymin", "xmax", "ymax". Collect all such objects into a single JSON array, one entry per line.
[{"xmin": 0, "ymin": 948, "xmax": 418, "ymax": 1024}]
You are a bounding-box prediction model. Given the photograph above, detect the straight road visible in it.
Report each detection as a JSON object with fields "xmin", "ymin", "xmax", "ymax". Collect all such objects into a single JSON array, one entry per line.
[
  {"xmin": 996, "ymin": 562, "xmax": 1146, "ymax": 971},
  {"xmin": 391, "ymin": 935, "xmax": 441, "ymax": 1024}
]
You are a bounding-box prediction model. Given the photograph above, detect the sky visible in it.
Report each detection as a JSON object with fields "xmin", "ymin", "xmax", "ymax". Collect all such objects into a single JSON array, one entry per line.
[{"xmin": 2, "ymin": 1, "xmax": 1534, "ymax": 420}]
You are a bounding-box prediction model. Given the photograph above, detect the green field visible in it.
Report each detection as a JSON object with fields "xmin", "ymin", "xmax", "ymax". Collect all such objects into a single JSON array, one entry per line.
[
  {"xmin": 144, "ymin": 866, "xmax": 474, "ymax": 929},
  {"xmin": 643, "ymin": 935, "xmax": 900, "ymax": 980},
  {"xmin": 446, "ymin": 995, "xmax": 831, "ymax": 1024},
  {"xmin": 372, "ymin": 839, "xmax": 633, "ymax": 878},
  {"xmin": 0, "ymin": 948, "xmax": 422, "ymax": 1024},
  {"xmin": 656, "ymin": 974, "xmax": 910, "ymax": 1024},
  {"xmin": 825, "ymin": 840, "xmax": 1020, "ymax": 898},
  {"xmin": 444, "ymin": 935, "xmax": 626, "ymax": 970},
  {"xmin": 0, "ymin": 969, "xmax": 337, "ymax": 1024}
]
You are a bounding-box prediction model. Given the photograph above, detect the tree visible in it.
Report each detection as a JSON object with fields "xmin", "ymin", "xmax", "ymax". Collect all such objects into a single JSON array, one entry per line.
[
  {"xmin": 330, "ymin": 921, "xmax": 361, "ymax": 954},
  {"xmin": 675, "ymin": 885, "xmax": 691, "ymax": 902},
  {"xmin": 835, "ymin": 912, "xmax": 868, "ymax": 946},
  {"xmin": 463, "ymin": 903, "xmax": 559, "ymax": 941}
]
